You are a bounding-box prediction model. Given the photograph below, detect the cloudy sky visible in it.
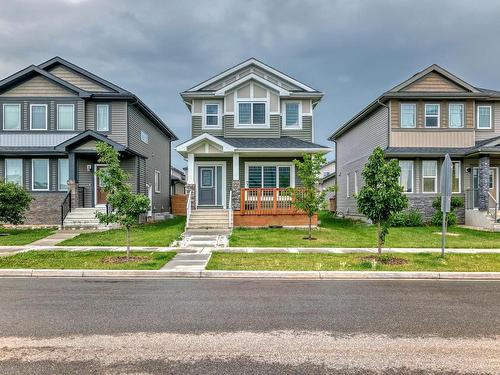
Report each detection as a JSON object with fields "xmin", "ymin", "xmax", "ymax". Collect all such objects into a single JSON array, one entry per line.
[{"xmin": 1, "ymin": 0, "xmax": 499, "ymax": 167}]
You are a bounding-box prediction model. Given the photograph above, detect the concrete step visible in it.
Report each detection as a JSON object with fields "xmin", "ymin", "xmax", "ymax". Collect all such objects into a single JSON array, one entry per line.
[{"xmin": 185, "ymin": 229, "xmax": 231, "ymax": 235}]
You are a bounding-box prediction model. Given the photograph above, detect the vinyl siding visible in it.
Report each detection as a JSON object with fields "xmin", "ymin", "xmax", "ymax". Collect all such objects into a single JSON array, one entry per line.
[
  {"xmin": 336, "ymin": 106, "xmax": 389, "ymax": 215},
  {"xmin": 281, "ymin": 115, "xmax": 313, "ymax": 141},
  {"xmin": 48, "ymin": 65, "xmax": 112, "ymax": 92},
  {"xmin": 0, "ymin": 76, "xmax": 77, "ymax": 97},
  {"xmin": 84, "ymin": 101, "xmax": 128, "ymax": 145},
  {"xmin": 76, "ymin": 156, "xmax": 95, "ymax": 207},
  {"xmin": 223, "ymin": 114, "xmax": 280, "ymax": 138},
  {"xmin": 192, "ymin": 115, "xmax": 224, "ymax": 137},
  {"xmin": 475, "ymin": 101, "xmax": 500, "ymax": 141},
  {"xmin": 401, "ymin": 72, "xmax": 467, "ymax": 92}
]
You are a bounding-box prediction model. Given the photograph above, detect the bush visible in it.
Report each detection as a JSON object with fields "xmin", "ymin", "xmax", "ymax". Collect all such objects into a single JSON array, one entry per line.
[
  {"xmin": 389, "ymin": 209, "xmax": 424, "ymax": 227},
  {"xmin": 0, "ymin": 181, "xmax": 33, "ymax": 225},
  {"xmin": 431, "ymin": 196, "xmax": 464, "ymax": 226}
]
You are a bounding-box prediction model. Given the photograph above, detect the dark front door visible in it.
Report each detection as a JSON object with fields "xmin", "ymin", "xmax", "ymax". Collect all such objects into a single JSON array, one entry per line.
[{"xmin": 198, "ymin": 167, "xmax": 215, "ymax": 206}]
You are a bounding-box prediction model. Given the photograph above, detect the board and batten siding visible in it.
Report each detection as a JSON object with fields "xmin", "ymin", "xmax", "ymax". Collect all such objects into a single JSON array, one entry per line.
[
  {"xmin": 336, "ymin": 106, "xmax": 389, "ymax": 216},
  {"xmin": 48, "ymin": 65, "xmax": 112, "ymax": 93},
  {"xmin": 84, "ymin": 101, "xmax": 127, "ymax": 145},
  {"xmin": 128, "ymin": 105, "xmax": 171, "ymax": 213}
]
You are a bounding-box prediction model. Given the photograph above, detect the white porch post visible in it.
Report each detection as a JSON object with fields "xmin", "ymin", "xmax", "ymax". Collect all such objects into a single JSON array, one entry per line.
[
  {"xmin": 232, "ymin": 153, "xmax": 240, "ymax": 180},
  {"xmin": 187, "ymin": 153, "xmax": 195, "ymax": 184},
  {"xmin": 232, "ymin": 153, "xmax": 241, "ymax": 210}
]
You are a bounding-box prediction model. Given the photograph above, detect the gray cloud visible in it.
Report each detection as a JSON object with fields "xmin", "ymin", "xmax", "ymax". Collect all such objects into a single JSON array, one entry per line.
[{"xmin": 1, "ymin": 0, "xmax": 499, "ymax": 167}]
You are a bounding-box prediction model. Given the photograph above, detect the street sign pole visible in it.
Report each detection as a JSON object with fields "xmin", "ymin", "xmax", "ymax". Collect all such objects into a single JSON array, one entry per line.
[{"xmin": 440, "ymin": 154, "xmax": 452, "ymax": 257}]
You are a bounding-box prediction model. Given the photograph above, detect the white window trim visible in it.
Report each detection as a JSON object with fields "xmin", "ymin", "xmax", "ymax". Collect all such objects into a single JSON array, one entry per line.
[
  {"xmin": 244, "ymin": 162, "xmax": 295, "ymax": 188},
  {"xmin": 30, "ymin": 104, "xmax": 48, "ymax": 130},
  {"xmin": 398, "ymin": 160, "xmax": 414, "ymax": 194},
  {"xmin": 236, "ymin": 100, "xmax": 269, "ymax": 128},
  {"xmin": 140, "ymin": 130, "xmax": 149, "ymax": 144},
  {"xmin": 346, "ymin": 173, "xmax": 350, "ymax": 198},
  {"xmin": 422, "ymin": 160, "xmax": 438, "ymax": 194},
  {"xmin": 400, "ymin": 103, "xmax": 416, "ymax": 128},
  {"xmin": 476, "ymin": 105, "xmax": 492, "ymax": 129},
  {"xmin": 2, "ymin": 103, "xmax": 21, "ymax": 131},
  {"xmin": 32, "ymin": 158, "xmax": 50, "ymax": 191},
  {"xmin": 202, "ymin": 101, "xmax": 222, "ymax": 129},
  {"xmin": 57, "ymin": 158, "xmax": 69, "ymax": 191},
  {"xmin": 4, "ymin": 158, "xmax": 23, "ymax": 185},
  {"xmin": 56, "ymin": 103, "xmax": 75, "ymax": 130},
  {"xmin": 194, "ymin": 161, "xmax": 227, "ymax": 209},
  {"xmin": 282, "ymin": 100, "xmax": 303, "ymax": 129},
  {"xmin": 154, "ymin": 170, "xmax": 161, "ymax": 193},
  {"xmin": 452, "ymin": 161, "xmax": 461, "ymax": 194},
  {"xmin": 96, "ymin": 104, "xmax": 110, "ymax": 131},
  {"xmin": 424, "ymin": 103, "xmax": 440, "ymax": 128},
  {"xmin": 448, "ymin": 103, "xmax": 465, "ymax": 129},
  {"xmin": 354, "ymin": 171, "xmax": 358, "ymax": 195}
]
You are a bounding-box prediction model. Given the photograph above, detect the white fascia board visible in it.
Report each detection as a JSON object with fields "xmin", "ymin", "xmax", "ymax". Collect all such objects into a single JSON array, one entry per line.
[
  {"xmin": 214, "ymin": 73, "xmax": 289, "ymax": 96},
  {"xmin": 175, "ymin": 133, "xmax": 236, "ymax": 153},
  {"xmin": 236, "ymin": 147, "xmax": 331, "ymax": 154}
]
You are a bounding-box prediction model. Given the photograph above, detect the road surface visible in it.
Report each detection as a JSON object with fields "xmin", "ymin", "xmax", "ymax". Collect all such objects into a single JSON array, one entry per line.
[{"xmin": 0, "ymin": 278, "xmax": 498, "ymax": 374}]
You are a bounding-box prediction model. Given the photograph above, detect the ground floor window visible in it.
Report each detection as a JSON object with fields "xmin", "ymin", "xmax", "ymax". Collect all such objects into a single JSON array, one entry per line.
[
  {"xmin": 422, "ymin": 160, "xmax": 437, "ymax": 193},
  {"xmin": 246, "ymin": 164, "xmax": 293, "ymax": 188},
  {"xmin": 399, "ymin": 160, "xmax": 413, "ymax": 193},
  {"xmin": 32, "ymin": 159, "xmax": 49, "ymax": 191},
  {"xmin": 4, "ymin": 159, "xmax": 23, "ymax": 186},
  {"xmin": 58, "ymin": 159, "xmax": 69, "ymax": 191},
  {"xmin": 451, "ymin": 161, "xmax": 461, "ymax": 193},
  {"xmin": 154, "ymin": 170, "xmax": 161, "ymax": 193}
]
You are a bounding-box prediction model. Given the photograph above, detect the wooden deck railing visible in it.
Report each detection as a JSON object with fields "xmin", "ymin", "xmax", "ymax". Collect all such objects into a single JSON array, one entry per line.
[{"xmin": 240, "ymin": 188, "xmax": 304, "ymax": 215}]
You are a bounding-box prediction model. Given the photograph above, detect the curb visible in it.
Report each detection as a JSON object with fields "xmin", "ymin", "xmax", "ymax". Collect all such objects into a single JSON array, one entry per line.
[{"xmin": 0, "ymin": 269, "xmax": 498, "ymax": 280}]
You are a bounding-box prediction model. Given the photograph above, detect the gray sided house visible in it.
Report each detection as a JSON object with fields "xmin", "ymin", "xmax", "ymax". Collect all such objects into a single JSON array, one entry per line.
[
  {"xmin": 330, "ymin": 64, "xmax": 500, "ymax": 230},
  {"xmin": 176, "ymin": 58, "xmax": 329, "ymax": 228},
  {"xmin": 0, "ymin": 57, "xmax": 177, "ymax": 226}
]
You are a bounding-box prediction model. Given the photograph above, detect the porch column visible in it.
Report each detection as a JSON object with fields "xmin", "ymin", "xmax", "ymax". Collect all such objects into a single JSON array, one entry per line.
[
  {"xmin": 186, "ymin": 153, "xmax": 196, "ymax": 209},
  {"xmin": 67, "ymin": 152, "xmax": 78, "ymax": 208},
  {"xmin": 232, "ymin": 153, "xmax": 240, "ymax": 210},
  {"xmin": 478, "ymin": 156, "xmax": 490, "ymax": 211}
]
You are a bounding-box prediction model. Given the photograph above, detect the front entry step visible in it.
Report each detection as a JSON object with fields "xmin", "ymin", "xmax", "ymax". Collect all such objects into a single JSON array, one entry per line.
[
  {"xmin": 180, "ymin": 234, "xmax": 228, "ymax": 249},
  {"xmin": 63, "ymin": 207, "xmax": 116, "ymax": 229}
]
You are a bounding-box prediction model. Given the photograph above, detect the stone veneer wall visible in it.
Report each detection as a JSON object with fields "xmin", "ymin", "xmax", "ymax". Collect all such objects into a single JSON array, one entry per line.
[
  {"xmin": 24, "ymin": 192, "xmax": 67, "ymax": 225},
  {"xmin": 478, "ymin": 156, "xmax": 490, "ymax": 211},
  {"xmin": 231, "ymin": 180, "xmax": 240, "ymax": 210},
  {"xmin": 408, "ymin": 196, "xmax": 465, "ymax": 224}
]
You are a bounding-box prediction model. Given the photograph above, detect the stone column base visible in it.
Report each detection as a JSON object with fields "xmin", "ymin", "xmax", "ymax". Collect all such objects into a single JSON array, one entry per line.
[{"xmin": 231, "ymin": 180, "xmax": 241, "ymax": 210}]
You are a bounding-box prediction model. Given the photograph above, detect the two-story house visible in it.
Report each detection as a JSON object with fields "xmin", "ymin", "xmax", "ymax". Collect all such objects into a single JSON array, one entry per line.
[
  {"xmin": 0, "ymin": 57, "xmax": 177, "ymax": 227},
  {"xmin": 176, "ymin": 58, "xmax": 329, "ymax": 229},
  {"xmin": 330, "ymin": 64, "xmax": 500, "ymax": 230}
]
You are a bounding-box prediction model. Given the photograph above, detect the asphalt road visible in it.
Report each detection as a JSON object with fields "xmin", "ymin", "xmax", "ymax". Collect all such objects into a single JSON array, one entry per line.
[{"xmin": 0, "ymin": 278, "xmax": 498, "ymax": 374}]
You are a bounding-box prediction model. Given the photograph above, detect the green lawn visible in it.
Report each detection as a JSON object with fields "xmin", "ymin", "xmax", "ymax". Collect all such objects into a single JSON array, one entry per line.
[
  {"xmin": 0, "ymin": 227, "xmax": 55, "ymax": 246},
  {"xmin": 0, "ymin": 250, "xmax": 176, "ymax": 270},
  {"xmin": 58, "ymin": 216, "xmax": 186, "ymax": 247},
  {"xmin": 207, "ymin": 252, "xmax": 500, "ymax": 272},
  {"xmin": 229, "ymin": 212, "xmax": 500, "ymax": 248}
]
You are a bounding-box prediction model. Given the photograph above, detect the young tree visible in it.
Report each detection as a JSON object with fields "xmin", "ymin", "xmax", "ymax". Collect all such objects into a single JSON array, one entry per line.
[
  {"xmin": 94, "ymin": 142, "xmax": 150, "ymax": 259},
  {"xmin": 0, "ymin": 181, "xmax": 33, "ymax": 226},
  {"xmin": 356, "ymin": 147, "xmax": 408, "ymax": 254},
  {"xmin": 292, "ymin": 153, "xmax": 333, "ymax": 240}
]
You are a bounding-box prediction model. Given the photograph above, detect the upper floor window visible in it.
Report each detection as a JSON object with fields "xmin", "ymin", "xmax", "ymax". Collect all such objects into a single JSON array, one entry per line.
[
  {"xmin": 96, "ymin": 104, "xmax": 110, "ymax": 131},
  {"xmin": 283, "ymin": 102, "xmax": 301, "ymax": 128},
  {"xmin": 422, "ymin": 160, "xmax": 437, "ymax": 193},
  {"xmin": 4, "ymin": 159, "xmax": 22, "ymax": 186},
  {"xmin": 57, "ymin": 104, "xmax": 75, "ymax": 130},
  {"xmin": 3, "ymin": 104, "xmax": 21, "ymax": 130},
  {"xmin": 203, "ymin": 103, "xmax": 220, "ymax": 128},
  {"xmin": 30, "ymin": 104, "xmax": 47, "ymax": 130},
  {"xmin": 400, "ymin": 103, "xmax": 416, "ymax": 128},
  {"xmin": 448, "ymin": 103, "xmax": 464, "ymax": 128},
  {"xmin": 424, "ymin": 104, "xmax": 440, "ymax": 128},
  {"xmin": 237, "ymin": 102, "xmax": 266, "ymax": 127},
  {"xmin": 399, "ymin": 160, "xmax": 413, "ymax": 193},
  {"xmin": 140, "ymin": 130, "xmax": 149, "ymax": 144},
  {"xmin": 477, "ymin": 105, "xmax": 492, "ymax": 129}
]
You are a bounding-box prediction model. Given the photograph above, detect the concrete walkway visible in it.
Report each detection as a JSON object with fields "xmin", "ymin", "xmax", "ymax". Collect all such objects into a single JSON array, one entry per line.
[
  {"xmin": 161, "ymin": 253, "xmax": 211, "ymax": 271},
  {"xmin": 28, "ymin": 230, "xmax": 87, "ymax": 246}
]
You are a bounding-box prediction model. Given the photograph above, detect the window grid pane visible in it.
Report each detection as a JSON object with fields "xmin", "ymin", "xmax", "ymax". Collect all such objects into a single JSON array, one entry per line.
[
  {"xmin": 451, "ymin": 161, "xmax": 460, "ymax": 193},
  {"xmin": 206, "ymin": 115, "xmax": 218, "ymax": 126},
  {"xmin": 285, "ymin": 103, "xmax": 299, "ymax": 126},
  {"xmin": 399, "ymin": 160, "xmax": 413, "ymax": 193},
  {"xmin": 263, "ymin": 166, "xmax": 276, "ymax": 188},
  {"xmin": 31, "ymin": 105, "xmax": 47, "ymax": 129},
  {"xmin": 238, "ymin": 103, "xmax": 251, "ymax": 124},
  {"xmin": 5, "ymin": 159, "xmax": 22, "ymax": 185},
  {"xmin": 478, "ymin": 106, "xmax": 491, "ymax": 128},
  {"xmin": 58, "ymin": 159, "xmax": 69, "ymax": 191},
  {"xmin": 97, "ymin": 105, "xmax": 109, "ymax": 131},
  {"xmin": 278, "ymin": 167, "xmax": 291, "ymax": 188},
  {"xmin": 252, "ymin": 103, "xmax": 266, "ymax": 124},
  {"xmin": 4, "ymin": 104, "xmax": 21, "ymax": 130},
  {"xmin": 206, "ymin": 104, "xmax": 218, "ymax": 115},
  {"xmin": 248, "ymin": 166, "xmax": 262, "ymax": 188},
  {"xmin": 449, "ymin": 104, "xmax": 464, "ymax": 128},
  {"xmin": 33, "ymin": 159, "xmax": 49, "ymax": 190},
  {"xmin": 400, "ymin": 104, "xmax": 416, "ymax": 128},
  {"xmin": 422, "ymin": 160, "xmax": 437, "ymax": 193},
  {"xmin": 58, "ymin": 104, "xmax": 74, "ymax": 130}
]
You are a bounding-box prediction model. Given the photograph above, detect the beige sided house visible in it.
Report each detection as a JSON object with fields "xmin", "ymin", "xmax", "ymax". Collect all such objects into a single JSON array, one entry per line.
[
  {"xmin": 176, "ymin": 58, "xmax": 330, "ymax": 230},
  {"xmin": 0, "ymin": 57, "xmax": 177, "ymax": 228},
  {"xmin": 330, "ymin": 64, "xmax": 500, "ymax": 230}
]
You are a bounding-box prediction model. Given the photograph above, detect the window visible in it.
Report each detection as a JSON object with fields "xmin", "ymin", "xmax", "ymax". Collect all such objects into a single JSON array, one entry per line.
[
  {"xmin": 477, "ymin": 105, "xmax": 492, "ymax": 129},
  {"xmin": 400, "ymin": 103, "xmax": 416, "ymax": 128},
  {"xmin": 58, "ymin": 159, "xmax": 69, "ymax": 191},
  {"xmin": 204, "ymin": 103, "xmax": 220, "ymax": 127},
  {"xmin": 32, "ymin": 159, "xmax": 49, "ymax": 191},
  {"xmin": 398, "ymin": 160, "xmax": 413, "ymax": 193},
  {"xmin": 238, "ymin": 102, "xmax": 266, "ymax": 126},
  {"xmin": 424, "ymin": 104, "xmax": 440, "ymax": 128},
  {"xmin": 488, "ymin": 169, "xmax": 494, "ymax": 189},
  {"xmin": 283, "ymin": 102, "xmax": 301, "ymax": 128},
  {"xmin": 57, "ymin": 104, "xmax": 75, "ymax": 130},
  {"xmin": 154, "ymin": 170, "xmax": 161, "ymax": 193},
  {"xmin": 451, "ymin": 161, "xmax": 461, "ymax": 193},
  {"xmin": 4, "ymin": 159, "xmax": 22, "ymax": 185},
  {"xmin": 354, "ymin": 171, "xmax": 358, "ymax": 194},
  {"xmin": 30, "ymin": 104, "xmax": 47, "ymax": 130},
  {"xmin": 448, "ymin": 103, "xmax": 464, "ymax": 128},
  {"xmin": 346, "ymin": 173, "xmax": 350, "ymax": 198},
  {"xmin": 422, "ymin": 160, "xmax": 437, "ymax": 193},
  {"xmin": 3, "ymin": 104, "xmax": 21, "ymax": 130},
  {"xmin": 140, "ymin": 130, "xmax": 149, "ymax": 144},
  {"xmin": 96, "ymin": 104, "xmax": 109, "ymax": 131},
  {"xmin": 246, "ymin": 164, "xmax": 293, "ymax": 188}
]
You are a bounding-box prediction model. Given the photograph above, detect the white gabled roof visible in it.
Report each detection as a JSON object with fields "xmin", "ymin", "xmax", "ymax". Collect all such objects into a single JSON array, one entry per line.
[
  {"xmin": 175, "ymin": 133, "xmax": 236, "ymax": 154},
  {"xmin": 213, "ymin": 73, "xmax": 290, "ymax": 96}
]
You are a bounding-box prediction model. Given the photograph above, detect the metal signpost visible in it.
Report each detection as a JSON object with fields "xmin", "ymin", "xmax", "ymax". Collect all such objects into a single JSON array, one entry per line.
[{"xmin": 440, "ymin": 154, "xmax": 452, "ymax": 257}]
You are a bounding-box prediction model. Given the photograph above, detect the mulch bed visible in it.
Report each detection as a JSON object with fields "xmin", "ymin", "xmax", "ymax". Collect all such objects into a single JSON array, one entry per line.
[
  {"xmin": 358, "ymin": 255, "xmax": 408, "ymax": 265},
  {"xmin": 101, "ymin": 256, "xmax": 150, "ymax": 264}
]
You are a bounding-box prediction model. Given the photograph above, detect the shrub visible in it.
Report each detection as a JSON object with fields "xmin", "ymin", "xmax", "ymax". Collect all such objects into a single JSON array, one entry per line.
[
  {"xmin": 389, "ymin": 209, "xmax": 424, "ymax": 227},
  {"xmin": 0, "ymin": 181, "xmax": 33, "ymax": 225},
  {"xmin": 431, "ymin": 196, "xmax": 464, "ymax": 226}
]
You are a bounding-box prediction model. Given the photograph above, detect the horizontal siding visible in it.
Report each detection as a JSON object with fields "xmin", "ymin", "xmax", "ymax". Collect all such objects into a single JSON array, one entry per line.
[
  {"xmin": 475, "ymin": 101, "xmax": 500, "ymax": 141},
  {"xmin": 281, "ymin": 115, "xmax": 313, "ymax": 141},
  {"xmin": 0, "ymin": 76, "xmax": 77, "ymax": 97},
  {"xmin": 84, "ymin": 101, "xmax": 127, "ymax": 145},
  {"xmin": 49, "ymin": 65, "xmax": 111, "ymax": 92},
  {"xmin": 224, "ymin": 114, "xmax": 280, "ymax": 138},
  {"xmin": 402, "ymin": 72, "xmax": 467, "ymax": 92},
  {"xmin": 192, "ymin": 115, "xmax": 224, "ymax": 137},
  {"xmin": 76, "ymin": 156, "xmax": 94, "ymax": 207}
]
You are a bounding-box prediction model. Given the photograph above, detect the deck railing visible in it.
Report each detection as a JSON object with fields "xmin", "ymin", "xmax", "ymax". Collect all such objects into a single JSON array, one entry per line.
[
  {"xmin": 240, "ymin": 188, "xmax": 304, "ymax": 215},
  {"xmin": 60, "ymin": 191, "xmax": 72, "ymax": 228}
]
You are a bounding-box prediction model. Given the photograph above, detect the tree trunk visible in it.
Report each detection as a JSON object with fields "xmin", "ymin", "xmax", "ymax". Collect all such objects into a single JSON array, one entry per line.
[
  {"xmin": 377, "ymin": 221, "xmax": 382, "ymax": 255},
  {"xmin": 126, "ymin": 226, "xmax": 131, "ymax": 260},
  {"xmin": 308, "ymin": 215, "xmax": 312, "ymax": 240}
]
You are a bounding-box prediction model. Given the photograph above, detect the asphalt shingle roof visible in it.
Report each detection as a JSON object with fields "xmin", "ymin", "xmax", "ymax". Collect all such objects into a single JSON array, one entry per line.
[{"xmin": 216, "ymin": 136, "xmax": 329, "ymax": 149}]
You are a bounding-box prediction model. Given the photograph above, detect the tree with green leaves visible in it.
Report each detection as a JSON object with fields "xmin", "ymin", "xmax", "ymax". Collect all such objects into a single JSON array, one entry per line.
[
  {"xmin": 0, "ymin": 181, "xmax": 33, "ymax": 226},
  {"xmin": 94, "ymin": 142, "xmax": 150, "ymax": 259},
  {"xmin": 292, "ymin": 153, "xmax": 333, "ymax": 240},
  {"xmin": 356, "ymin": 147, "xmax": 408, "ymax": 254}
]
